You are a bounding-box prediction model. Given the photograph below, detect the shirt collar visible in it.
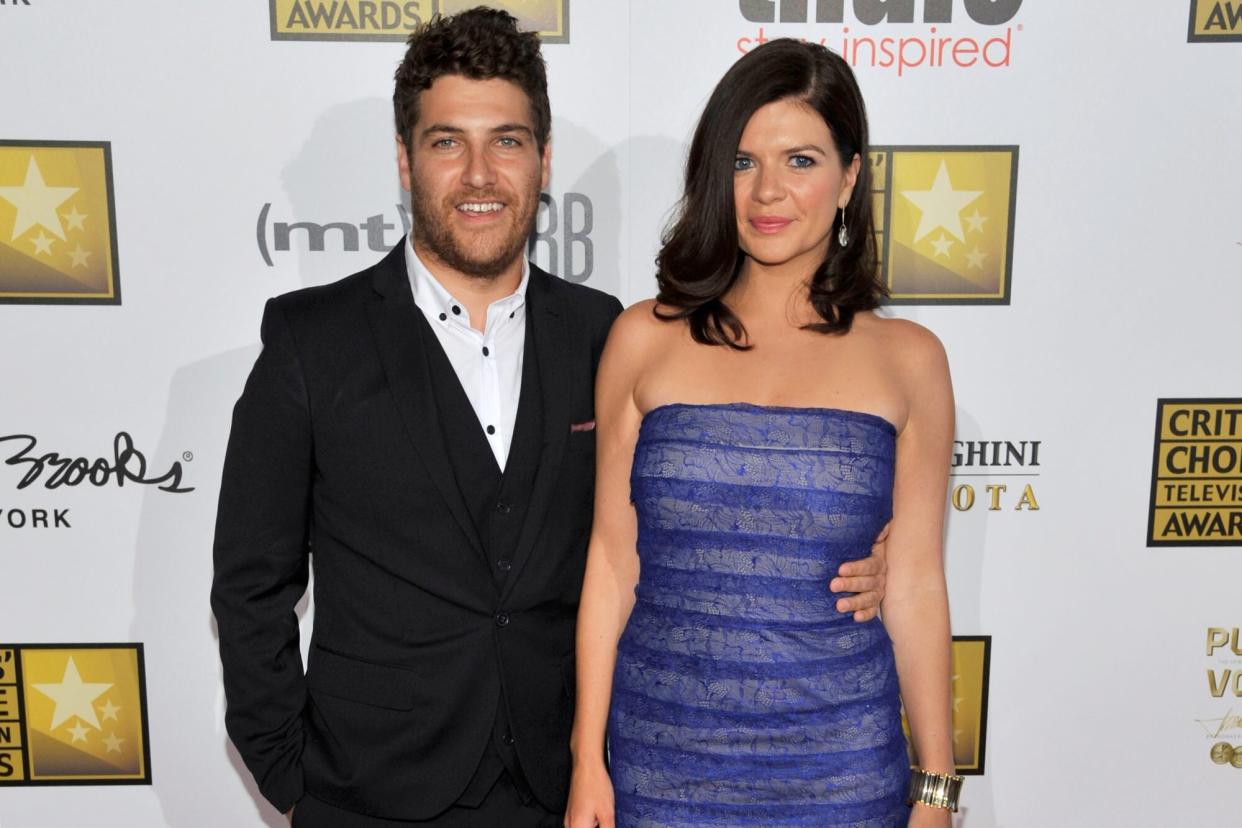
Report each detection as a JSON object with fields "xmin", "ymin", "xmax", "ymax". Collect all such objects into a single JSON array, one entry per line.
[{"xmin": 405, "ymin": 237, "xmax": 528, "ymax": 329}]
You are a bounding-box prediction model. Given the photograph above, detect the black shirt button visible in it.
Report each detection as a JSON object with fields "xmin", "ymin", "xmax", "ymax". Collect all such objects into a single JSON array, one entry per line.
[
  {"xmin": 438, "ymin": 312, "xmax": 447, "ymax": 321},
  {"xmin": 497, "ymin": 559, "xmax": 512, "ymax": 571},
  {"xmin": 486, "ymin": 425, "xmax": 496, "ymax": 435},
  {"xmin": 494, "ymin": 611, "xmax": 510, "ymax": 627},
  {"xmin": 482, "ymin": 346, "xmax": 490, "ymax": 356},
  {"xmin": 451, "ymin": 305, "xmax": 461, "ymax": 315},
  {"xmin": 496, "ymin": 501, "xmax": 512, "ymax": 514},
  {"xmin": 502, "ymin": 732, "xmax": 515, "ymax": 746}
]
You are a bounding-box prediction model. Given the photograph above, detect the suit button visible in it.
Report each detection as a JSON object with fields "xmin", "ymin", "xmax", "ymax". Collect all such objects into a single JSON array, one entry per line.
[
  {"xmin": 494, "ymin": 611, "xmax": 510, "ymax": 627},
  {"xmin": 503, "ymin": 732, "xmax": 515, "ymax": 746},
  {"xmin": 496, "ymin": 501, "xmax": 512, "ymax": 515},
  {"xmin": 497, "ymin": 559, "xmax": 512, "ymax": 571}
]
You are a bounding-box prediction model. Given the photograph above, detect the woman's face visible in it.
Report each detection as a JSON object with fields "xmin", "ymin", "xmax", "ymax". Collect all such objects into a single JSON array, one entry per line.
[{"xmin": 733, "ymin": 98, "xmax": 859, "ymax": 274}]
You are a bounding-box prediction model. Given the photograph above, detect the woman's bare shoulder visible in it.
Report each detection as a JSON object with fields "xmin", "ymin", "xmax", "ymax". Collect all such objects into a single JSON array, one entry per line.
[
  {"xmin": 858, "ymin": 314, "xmax": 953, "ymax": 429},
  {"xmin": 606, "ymin": 299, "xmax": 683, "ymax": 354},
  {"xmin": 856, "ymin": 312, "xmax": 947, "ymax": 372}
]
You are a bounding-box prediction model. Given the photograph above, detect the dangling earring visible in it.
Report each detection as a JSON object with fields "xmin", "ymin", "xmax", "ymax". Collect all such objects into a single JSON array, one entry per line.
[{"xmin": 837, "ymin": 206, "xmax": 849, "ymax": 247}]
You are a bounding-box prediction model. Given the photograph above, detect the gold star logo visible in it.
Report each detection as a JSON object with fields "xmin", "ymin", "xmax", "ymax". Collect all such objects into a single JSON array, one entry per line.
[
  {"xmin": 0, "ymin": 142, "xmax": 121, "ymax": 303},
  {"xmin": 32, "ymin": 656, "xmax": 113, "ymax": 730},
  {"xmin": 899, "ymin": 160, "xmax": 983, "ymax": 243},
  {"xmin": 17, "ymin": 644, "xmax": 152, "ymax": 782},
  {"xmin": 0, "ymin": 155, "xmax": 79, "ymax": 241},
  {"xmin": 880, "ymin": 147, "xmax": 1016, "ymax": 303}
]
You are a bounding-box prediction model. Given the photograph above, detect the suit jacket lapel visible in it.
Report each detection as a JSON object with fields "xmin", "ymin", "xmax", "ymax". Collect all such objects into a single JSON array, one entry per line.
[
  {"xmin": 501, "ymin": 267, "xmax": 572, "ymax": 600},
  {"xmin": 364, "ymin": 243, "xmax": 486, "ymax": 562}
]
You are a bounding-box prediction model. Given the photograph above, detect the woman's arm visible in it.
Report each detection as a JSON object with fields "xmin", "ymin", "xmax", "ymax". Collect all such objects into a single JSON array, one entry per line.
[
  {"xmin": 879, "ymin": 322, "xmax": 956, "ymax": 825},
  {"xmin": 565, "ymin": 304, "xmax": 652, "ymax": 828}
]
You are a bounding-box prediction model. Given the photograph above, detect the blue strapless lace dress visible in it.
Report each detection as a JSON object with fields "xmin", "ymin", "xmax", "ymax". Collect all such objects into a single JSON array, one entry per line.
[{"xmin": 608, "ymin": 403, "xmax": 910, "ymax": 827}]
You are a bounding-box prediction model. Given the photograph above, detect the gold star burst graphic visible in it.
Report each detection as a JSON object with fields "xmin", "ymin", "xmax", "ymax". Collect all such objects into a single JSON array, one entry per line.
[
  {"xmin": 0, "ymin": 142, "xmax": 120, "ymax": 304},
  {"xmin": 20, "ymin": 647, "xmax": 149, "ymax": 781},
  {"xmin": 874, "ymin": 147, "xmax": 1017, "ymax": 303}
]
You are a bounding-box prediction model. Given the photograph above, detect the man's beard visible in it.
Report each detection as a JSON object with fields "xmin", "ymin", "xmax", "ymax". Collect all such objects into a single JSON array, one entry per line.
[{"xmin": 408, "ymin": 177, "xmax": 540, "ymax": 280}]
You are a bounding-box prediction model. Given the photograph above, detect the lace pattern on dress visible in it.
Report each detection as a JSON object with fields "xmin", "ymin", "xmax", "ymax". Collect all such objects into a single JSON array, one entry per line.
[{"xmin": 609, "ymin": 404, "xmax": 910, "ymax": 827}]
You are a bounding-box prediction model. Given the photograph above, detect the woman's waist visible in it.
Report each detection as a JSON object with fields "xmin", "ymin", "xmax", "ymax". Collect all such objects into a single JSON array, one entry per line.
[
  {"xmin": 629, "ymin": 578, "xmax": 864, "ymax": 629},
  {"xmin": 635, "ymin": 530, "xmax": 877, "ymax": 577},
  {"xmin": 618, "ymin": 599, "xmax": 893, "ymax": 668}
]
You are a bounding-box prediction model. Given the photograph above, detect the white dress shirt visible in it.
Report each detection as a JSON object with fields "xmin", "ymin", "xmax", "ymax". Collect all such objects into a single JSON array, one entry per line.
[{"xmin": 405, "ymin": 239, "xmax": 528, "ymax": 471}]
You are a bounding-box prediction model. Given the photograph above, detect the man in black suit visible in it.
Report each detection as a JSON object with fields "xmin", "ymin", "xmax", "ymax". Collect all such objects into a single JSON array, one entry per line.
[{"xmin": 212, "ymin": 9, "xmax": 886, "ymax": 826}]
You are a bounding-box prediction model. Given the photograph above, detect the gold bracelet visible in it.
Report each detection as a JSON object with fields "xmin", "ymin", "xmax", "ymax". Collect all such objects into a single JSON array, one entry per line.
[{"xmin": 905, "ymin": 767, "xmax": 963, "ymax": 812}]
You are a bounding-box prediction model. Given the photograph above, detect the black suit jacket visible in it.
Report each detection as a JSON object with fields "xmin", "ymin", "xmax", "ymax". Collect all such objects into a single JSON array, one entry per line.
[{"xmin": 211, "ymin": 241, "xmax": 622, "ymax": 819}]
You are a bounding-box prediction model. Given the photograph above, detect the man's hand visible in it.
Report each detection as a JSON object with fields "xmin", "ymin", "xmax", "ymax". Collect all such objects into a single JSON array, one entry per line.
[{"xmin": 830, "ymin": 521, "xmax": 889, "ymax": 621}]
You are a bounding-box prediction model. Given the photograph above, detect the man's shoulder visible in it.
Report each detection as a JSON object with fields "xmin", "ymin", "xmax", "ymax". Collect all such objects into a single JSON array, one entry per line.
[
  {"xmin": 530, "ymin": 266, "xmax": 623, "ymax": 323},
  {"xmin": 269, "ymin": 249, "xmax": 398, "ymax": 321}
]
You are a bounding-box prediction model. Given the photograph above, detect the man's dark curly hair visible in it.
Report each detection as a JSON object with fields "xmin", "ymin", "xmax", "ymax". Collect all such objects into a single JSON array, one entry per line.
[{"xmin": 394, "ymin": 7, "xmax": 550, "ymax": 153}]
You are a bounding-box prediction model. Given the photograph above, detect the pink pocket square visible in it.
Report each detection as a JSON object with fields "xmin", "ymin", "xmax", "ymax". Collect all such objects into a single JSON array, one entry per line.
[{"xmin": 570, "ymin": 420, "xmax": 595, "ymax": 433}]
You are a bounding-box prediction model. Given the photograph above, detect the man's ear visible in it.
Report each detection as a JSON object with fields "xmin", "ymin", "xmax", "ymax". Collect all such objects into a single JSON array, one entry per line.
[
  {"xmin": 540, "ymin": 137, "xmax": 552, "ymax": 190},
  {"xmin": 397, "ymin": 135, "xmax": 412, "ymax": 192}
]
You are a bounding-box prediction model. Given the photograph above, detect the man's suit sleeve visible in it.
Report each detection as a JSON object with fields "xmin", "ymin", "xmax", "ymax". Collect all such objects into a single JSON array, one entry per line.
[
  {"xmin": 211, "ymin": 297, "xmax": 313, "ymax": 813},
  {"xmin": 595, "ymin": 294, "xmax": 624, "ymax": 363}
]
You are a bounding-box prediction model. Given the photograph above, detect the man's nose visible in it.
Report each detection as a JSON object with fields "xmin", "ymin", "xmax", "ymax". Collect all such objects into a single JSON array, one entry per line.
[{"xmin": 462, "ymin": 146, "xmax": 497, "ymax": 189}]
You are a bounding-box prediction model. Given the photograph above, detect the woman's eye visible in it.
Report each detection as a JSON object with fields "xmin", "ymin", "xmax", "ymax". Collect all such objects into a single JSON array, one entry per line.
[
  {"xmin": 790, "ymin": 155, "xmax": 815, "ymax": 168},
  {"xmin": 734, "ymin": 157, "xmax": 753, "ymax": 171}
]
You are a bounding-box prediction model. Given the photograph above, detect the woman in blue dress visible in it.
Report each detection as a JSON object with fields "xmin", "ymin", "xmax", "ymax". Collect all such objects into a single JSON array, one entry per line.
[{"xmin": 566, "ymin": 39, "xmax": 957, "ymax": 828}]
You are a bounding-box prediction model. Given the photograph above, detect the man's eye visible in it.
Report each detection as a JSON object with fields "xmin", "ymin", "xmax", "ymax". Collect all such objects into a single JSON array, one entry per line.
[
  {"xmin": 498, "ymin": 136, "xmax": 520, "ymax": 147},
  {"xmin": 790, "ymin": 155, "xmax": 815, "ymax": 168},
  {"xmin": 432, "ymin": 138, "xmax": 455, "ymax": 148},
  {"xmin": 734, "ymin": 157, "xmax": 753, "ymax": 171}
]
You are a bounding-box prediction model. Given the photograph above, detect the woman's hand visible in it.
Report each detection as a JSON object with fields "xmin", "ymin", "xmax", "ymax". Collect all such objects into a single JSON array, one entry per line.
[
  {"xmin": 907, "ymin": 803, "xmax": 953, "ymax": 828},
  {"xmin": 564, "ymin": 760, "xmax": 616, "ymax": 828}
]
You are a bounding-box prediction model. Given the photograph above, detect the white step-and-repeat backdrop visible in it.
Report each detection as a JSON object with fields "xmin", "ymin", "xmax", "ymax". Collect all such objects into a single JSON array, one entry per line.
[{"xmin": 2, "ymin": 1, "xmax": 1240, "ymax": 825}]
